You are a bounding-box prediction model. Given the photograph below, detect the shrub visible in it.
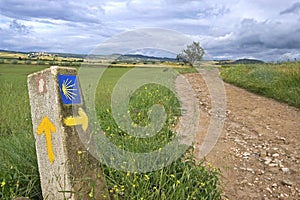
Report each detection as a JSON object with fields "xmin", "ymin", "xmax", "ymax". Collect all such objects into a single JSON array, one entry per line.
[
  {"xmin": 36, "ymin": 61, "xmax": 44, "ymax": 65},
  {"xmin": 62, "ymin": 62, "xmax": 70, "ymax": 66},
  {"xmin": 11, "ymin": 60, "xmax": 18, "ymax": 64}
]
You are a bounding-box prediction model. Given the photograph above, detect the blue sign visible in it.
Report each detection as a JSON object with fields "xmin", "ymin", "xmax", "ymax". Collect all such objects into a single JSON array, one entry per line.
[{"xmin": 58, "ymin": 74, "xmax": 82, "ymax": 105}]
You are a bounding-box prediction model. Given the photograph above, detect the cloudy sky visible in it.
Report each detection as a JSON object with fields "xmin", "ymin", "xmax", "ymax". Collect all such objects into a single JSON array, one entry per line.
[{"xmin": 0, "ymin": 0, "xmax": 299, "ymax": 61}]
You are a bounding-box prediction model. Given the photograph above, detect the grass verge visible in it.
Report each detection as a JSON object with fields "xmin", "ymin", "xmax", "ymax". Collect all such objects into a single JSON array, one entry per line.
[
  {"xmin": 220, "ymin": 62, "xmax": 300, "ymax": 108},
  {"xmin": 0, "ymin": 133, "xmax": 42, "ymax": 199}
]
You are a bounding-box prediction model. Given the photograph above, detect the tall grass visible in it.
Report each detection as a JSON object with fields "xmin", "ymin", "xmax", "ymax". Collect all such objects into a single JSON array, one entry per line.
[
  {"xmin": 0, "ymin": 65, "xmax": 47, "ymax": 199},
  {"xmin": 0, "ymin": 64, "xmax": 221, "ymax": 199},
  {"xmin": 0, "ymin": 65, "xmax": 47, "ymax": 136},
  {"xmin": 221, "ymin": 62, "xmax": 300, "ymax": 108},
  {"xmin": 0, "ymin": 133, "xmax": 42, "ymax": 199},
  {"xmin": 95, "ymin": 68, "xmax": 181, "ymax": 153},
  {"xmin": 103, "ymin": 151, "xmax": 220, "ymax": 199}
]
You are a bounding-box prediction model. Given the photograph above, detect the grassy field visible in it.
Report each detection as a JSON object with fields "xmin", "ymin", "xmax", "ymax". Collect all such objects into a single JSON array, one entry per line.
[
  {"xmin": 0, "ymin": 64, "xmax": 47, "ymax": 199},
  {"xmin": 0, "ymin": 64, "xmax": 221, "ymax": 199},
  {"xmin": 0, "ymin": 51, "xmax": 84, "ymax": 66},
  {"xmin": 0, "ymin": 50, "xmax": 194, "ymax": 68},
  {"xmin": 221, "ymin": 62, "xmax": 300, "ymax": 109}
]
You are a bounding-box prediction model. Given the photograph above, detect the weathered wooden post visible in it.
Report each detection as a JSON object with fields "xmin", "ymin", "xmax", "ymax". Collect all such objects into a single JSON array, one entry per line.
[{"xmin": 27, "ymin": 66, "xmax": 109, "ymax": 199}]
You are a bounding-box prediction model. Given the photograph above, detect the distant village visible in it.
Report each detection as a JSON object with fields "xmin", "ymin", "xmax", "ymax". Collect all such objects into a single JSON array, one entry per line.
[{"xmin": 27, "ymin": 52, "xmax": 57, "ymax": 59}]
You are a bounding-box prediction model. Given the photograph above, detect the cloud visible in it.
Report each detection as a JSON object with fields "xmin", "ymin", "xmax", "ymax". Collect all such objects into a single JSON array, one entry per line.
[
  {"xmin": 0, "ymin": 0, "xmax": 104, "ymax": 24},
  {"xmin": 196, "ymin": 5, "xmax": 230, "ymax": 18},
  {"xmin": 280, "ymin": 2, "xmax": 300, "ymax": 14},
  {"xmin": 9, "ymin": 20, "xmax": 31, "ymax": 34},
  {"xmin": 0, "ymin": 0, "xmax": 299, "ymax": 61},
  {"xmin": 236, "ymin": 19, "xmax": 300, "ymax": 49},
  {"xmin": 200, "ymin": 18, "xmax": 300, "ymax": 61},
  {"xmin": 89, "ymin": 28, "xmax": 192, "ymax": 56}
]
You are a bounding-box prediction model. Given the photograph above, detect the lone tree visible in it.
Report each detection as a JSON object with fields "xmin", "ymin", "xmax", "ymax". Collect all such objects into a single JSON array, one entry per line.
[{"xmin": 177, "ymin": 41, "xmax": 205, "ymax": 66}]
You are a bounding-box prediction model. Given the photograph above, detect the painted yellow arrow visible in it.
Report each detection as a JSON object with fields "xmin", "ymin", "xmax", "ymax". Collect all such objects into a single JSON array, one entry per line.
[
  {"xmin": 64, "ymin": 108, "xmax": 88, "ymax": 131},
  {"xmin": 37, "ymin": 116, "xmax": 56, "ymax": 164}
]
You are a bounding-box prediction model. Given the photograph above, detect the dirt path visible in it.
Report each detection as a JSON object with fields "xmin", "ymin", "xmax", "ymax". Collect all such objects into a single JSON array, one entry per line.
[{"xmin": 184, "ymin": 72, "xmax": 300, "ymax": 200}]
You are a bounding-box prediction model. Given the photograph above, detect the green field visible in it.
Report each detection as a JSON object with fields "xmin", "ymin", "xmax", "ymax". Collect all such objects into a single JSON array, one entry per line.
[
  {"xmin": 220, "ymin": 62, "xmax": 300, "ymax": 108},
  {"xmin": 0, "ymin": 64, "xmax": 221, "ymax": 199},
  {"xmin": 0, "ymin": 64, "xmax": 47, "ymax": 199}
]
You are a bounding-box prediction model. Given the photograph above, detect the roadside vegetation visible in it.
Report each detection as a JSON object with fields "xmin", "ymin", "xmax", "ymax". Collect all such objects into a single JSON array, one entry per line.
[
  {"xmin": 221, "ymin": 62, "xmax": 300, "ymax": 109},
  {"xmin": 0, "ymin": 64, "xmax": 221, "ymax": 199},
  {"xmin": 0, "ymin": 65, "xmax": 47, "ymax": 199}
]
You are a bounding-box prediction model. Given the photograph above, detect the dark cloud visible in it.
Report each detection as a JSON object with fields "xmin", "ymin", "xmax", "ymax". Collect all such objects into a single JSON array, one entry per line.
[
  {"xmin": 280, "ymin": 2, "xmax": 300, "ymax": 14},
  {"xmin": 9, "ymin": 20, "xmax": 31, "ymax": 34},
  {"xmin": 239, "ymin": 19, "xmax": 300, "ymax": 49},
  {"xmin": 0, "ymin": 0, "xmax": 104, "ymax": 24},
  {"xmin": 235, "ymin": 19, "xmax": 300, "ymax": 49},
  {"xmin": 196, "ymin": 5, "xmax": 230, "ymax": 18},
  {"xmin": 204, "ymin": 18, "xmax": 300, "ymax": 61},
  {"xmin": 0, "ymin": 0, "xmax": 299, "ymax": 61}
]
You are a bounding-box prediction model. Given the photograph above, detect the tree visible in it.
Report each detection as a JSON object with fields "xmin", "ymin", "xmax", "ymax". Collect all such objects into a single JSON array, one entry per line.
[{"xmin": 177, "ymin": 41, "xmax": 205, "ymax": 66}]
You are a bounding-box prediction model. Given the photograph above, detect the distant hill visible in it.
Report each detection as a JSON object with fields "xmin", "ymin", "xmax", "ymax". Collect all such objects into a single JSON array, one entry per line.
[
  {"xmin": 0, "ymin": 49, "xmax": 177, "ymax": 62},
  {"xmin": 232, "ymin": 58, "xmax": 264, "ymax": 64},
  {"xmin": 216, "ymin": 58, "xmax": 265, "ymax": 65},
  {"xmin": 53, "ymin": 52, "xmax": 87, "ymax": 59},
  {"xmin": 218, "ymin": 58, "xmax": 264, "ymax": 65},
  {"xmin": 0, "ymin": 49, "xmax": 28, "ymax": 54},
  {"xmin": 116, "ymin": 54, "xmax": 176, "ymax": 62},
  {"xmin": 0, "ymin": 49, "xmax": 87, "ymax": 59}
]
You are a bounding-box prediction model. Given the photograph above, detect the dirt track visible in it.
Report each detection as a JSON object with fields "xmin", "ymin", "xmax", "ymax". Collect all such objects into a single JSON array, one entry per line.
[{"xmin": 184, "ymin": 72, "xmax": 300, "ymax": 200}]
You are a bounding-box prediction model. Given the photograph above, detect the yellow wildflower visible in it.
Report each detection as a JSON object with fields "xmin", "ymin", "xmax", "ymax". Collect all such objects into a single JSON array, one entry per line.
[
  {"xmin": 144, "ymin": 174, "xmax": 150, "ymax": 181},
  {"xmin": 121, "ymin": 185, "xmax": 125, "ymax": 191},
  {"xmin": 1, "ymin": 181, "xmax": 5, "ymax": 187},
  {"xmin": 88, "ymin": 187, "xmax": 94, "ymax": 198}
]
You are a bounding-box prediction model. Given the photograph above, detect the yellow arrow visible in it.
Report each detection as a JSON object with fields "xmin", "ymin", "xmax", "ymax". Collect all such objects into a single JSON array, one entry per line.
[
  {"xmin": 64, "ymin": 108, "xmax": 88, "ymax": 131},
  {"xmin": 37, "ymin": 116, "xmax": 56, "ymax": 164}
]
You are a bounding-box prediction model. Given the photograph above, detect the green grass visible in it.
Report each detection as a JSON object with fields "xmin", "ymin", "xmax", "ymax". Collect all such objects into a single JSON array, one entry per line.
[
  {"xmin": 0, "ymin": 64, "xmax": 221, "ymax": 199},
  {"xmin": 0, "ymin": 64, "xmax": 47, "ymax": 199},
  {"xmin": 221, "ymin": 62, "xmax": 300, "ymax": 108},
  {"xmin": 103, "ymin": 152, "xmax": 220, "ymax": 199},
  {"xmin": 0, "ymin": 65, "xmax": 48, "ymax": 136},
  {"xmin": 0, "ymin": 133, "xmax": 41, "ymax": 199},
  {"xmin": 95, "ymin": 68, "xmax": 181, "ymax": 154}
]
